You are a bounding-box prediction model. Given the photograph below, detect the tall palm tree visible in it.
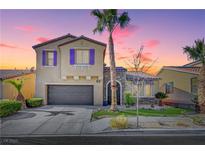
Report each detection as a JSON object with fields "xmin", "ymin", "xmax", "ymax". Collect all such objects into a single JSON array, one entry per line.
[
  {"xmin": 5, "ymin": 79, "xmax": 26, "ymax": 108},
  {"xmin": 183, "ymin": 38, "xmax": 205, "ymax": 113},
  {"xmin": 91, "ymin": 9, "xmax": 130, "ymax": 111}
]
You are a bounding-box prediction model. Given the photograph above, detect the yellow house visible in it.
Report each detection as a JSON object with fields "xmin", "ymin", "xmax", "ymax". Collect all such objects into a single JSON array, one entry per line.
[
  {"xmin": 0, "ymin": 70, "xmax": 35, "ymax": 100},
  {"xmin": 157, "ymin": 60, "xmax": 201, "ymax": 104}
]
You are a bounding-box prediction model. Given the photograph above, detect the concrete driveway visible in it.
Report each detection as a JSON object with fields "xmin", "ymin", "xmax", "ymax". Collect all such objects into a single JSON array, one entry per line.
[{"xmin": 0, "ymin": 105, "xmax": 95, "ymax": 137}]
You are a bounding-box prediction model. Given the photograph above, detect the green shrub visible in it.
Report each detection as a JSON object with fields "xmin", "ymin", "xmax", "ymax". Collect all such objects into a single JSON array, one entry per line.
[
  {"xmin": 0, "ymin": 100, "xmax": 22, "ymax": 117},
  {"xmin": 26, "ymin": 98, "xmax": 43, "ymax": 108},
  {"xmin": 125, "ymin": 93, "xmax": 135, "ymax": 107},
  {"xmin": 155, "ymin": 92, "xmax": 168, "ymax": 99},
  {"xmin": 110, "ymin": 115, "xmax": 128, "ymax": 129}
]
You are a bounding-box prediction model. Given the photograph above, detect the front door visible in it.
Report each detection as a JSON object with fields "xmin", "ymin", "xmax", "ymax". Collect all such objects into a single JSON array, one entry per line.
[{"xmin": 107, "ymin": 82, "xmax": 121, "ymax": 105}]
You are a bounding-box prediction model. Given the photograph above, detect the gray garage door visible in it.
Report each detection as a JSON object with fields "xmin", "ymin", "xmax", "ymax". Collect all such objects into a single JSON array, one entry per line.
[{"xmin": 47, "ymin": 85, "xmax": 93, "ymax": 105}]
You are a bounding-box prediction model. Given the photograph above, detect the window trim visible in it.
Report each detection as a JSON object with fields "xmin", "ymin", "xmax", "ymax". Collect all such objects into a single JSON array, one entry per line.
[
  {"xmin": 74, "ymin": 48, "xmax": 90, "ymax": 65},
  {"xmin": 42, "ymin": 49, "xmax": 56, "ymax": 67},
  {"xmin": 165, "ymin": 82, "xmax": 174, "ymax": 94}
]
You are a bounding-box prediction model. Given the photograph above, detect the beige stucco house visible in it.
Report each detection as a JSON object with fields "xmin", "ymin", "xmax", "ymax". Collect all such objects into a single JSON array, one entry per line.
[
  {"xmin": 33, "ymin": 34, "xmax": 106, "ymax": 105},
  {"xmin": 157, "ymin": 60, "xmax": 201, "ymax": 104}
]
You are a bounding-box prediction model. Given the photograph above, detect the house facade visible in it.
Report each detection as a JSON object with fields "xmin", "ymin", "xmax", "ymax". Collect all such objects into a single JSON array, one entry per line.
[
  {"xmin": 157, "ymin": 61, "xmax": 201, "ymax": 104},
  {"xmin": 0, "ymin": 69, "xmax": 35, "ymax": 100},
  {"xmin": 33, "ymin": 34, "xmax": 160, "ymax": 106},
  {"xmin": 33, "ymin": 34, "xmax": 106, "ymax": 105}
]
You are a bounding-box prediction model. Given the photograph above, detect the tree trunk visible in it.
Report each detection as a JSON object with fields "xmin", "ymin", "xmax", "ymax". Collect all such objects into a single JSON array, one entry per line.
[
  {"xmin": 109, "ymin": 34, "xmax": 117, "ymax": 111},
  {"xmin": 16, "ymin": 92, "xmax": 26, "ymax": 109},
  {"xmin": 198, "ymin": 64, "xmax": 205, "ymax": 113}
]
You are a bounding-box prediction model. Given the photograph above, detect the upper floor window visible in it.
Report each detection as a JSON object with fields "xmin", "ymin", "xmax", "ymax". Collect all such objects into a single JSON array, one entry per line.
[
  {"xmin": 165, "ymin": 82, "xmax": 174, "ymax": 94},
  {"xmin": 76, "ymin": 49, "xmax": 89, "ymax": 65},
  {"xmin": 70, "ymin": 48, "xmax": 95, "ymax": 65},
  {"xmin": 42, "ymin": 50, "xmax": 57, "ymax": 66},
  {"xmin": 47, "ymin": 51, "xmax": 54, "ymax": 66}
]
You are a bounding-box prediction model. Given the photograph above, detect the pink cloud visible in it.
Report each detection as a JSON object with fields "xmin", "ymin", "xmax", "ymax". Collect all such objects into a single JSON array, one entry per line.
[
  {"xmin": 113, "ymin": 24, "xmax": 139, "ymax": 38},
  {"xmin": 36, "ymin": 37, "xmax": 50, "ymax": 43},
  {"xmin": 143, "ymin": 40, "xmax": 160, "ymax": 48},
  {"xmin": 117, "ymin": 56, "xmax": 128, "ymax": 60},
  {"xmin": 141, "ymin": 52, "xmax": 153, "ymax": 62},
  {"xmin": 15, "ymin": 25, "xmax": 38, "ymax": 32},
  {"xmin": 116, "ymin": 41, "xmax": 124, "ymax": 45},
  {"xmin": 0, "ymin": 43, "xmax": 17, "ymax": 49}
]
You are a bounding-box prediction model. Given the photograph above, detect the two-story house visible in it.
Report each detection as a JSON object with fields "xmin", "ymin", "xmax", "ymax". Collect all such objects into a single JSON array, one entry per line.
[
  {"xmin": 33, "ymin": 33, "xmax": 160, "ymax": 106},
  {"xmin": 33, "ymin": 34, "xmax": 106, "ymax": 105}
]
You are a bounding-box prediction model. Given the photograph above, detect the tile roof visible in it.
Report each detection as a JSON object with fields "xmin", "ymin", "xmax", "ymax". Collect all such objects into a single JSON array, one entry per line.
[
  {"xmin": 32, "ymin": 34, "xmax": 106, "ymax": 49},
  {"xmin": 32, "ymin": 33, "xmax": 77, "ymax": 49},
  {"xmin": 58, "ymin": 35, "xmax": 106, "ymax": 47},
  {"xmin": 0, "ymin": 70, "xmax": 35, "ymax": 80},
  {"xmin": 183, "ymin": 60, "xmax": 201, "ymax": 67},
  {"xmin": 104, "ymin": 67, "xmax": 127, "ymax": 72},
  {"xmin": 126, "ymin": 71, "xmax": 160, "ymax": 80},
  {"xmin": 162, "ymin": 66, "xmax": 200, "ymax": 75}
]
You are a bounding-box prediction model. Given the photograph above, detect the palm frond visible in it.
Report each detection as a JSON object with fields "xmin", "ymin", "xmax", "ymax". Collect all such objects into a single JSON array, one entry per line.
[
  {"xmin": 4, "ymin": 79, "xmax": 24, "ymax": 92},
  {"xmin": 183, "ymin": 38, "xmax": 205, "ymax": 64},
  {"xmin": 118, "ymin": 12, "xmax": 130, "ymax": 28}
]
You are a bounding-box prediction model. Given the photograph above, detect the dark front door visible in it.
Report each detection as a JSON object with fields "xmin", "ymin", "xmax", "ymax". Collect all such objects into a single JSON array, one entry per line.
[
  {"xmin": 108, "ymin": 82, "xmax": 121, "ymax": 105},
  {"xmin": 47, "ymin": 85, "xmax": 93, "ymax": 105}
]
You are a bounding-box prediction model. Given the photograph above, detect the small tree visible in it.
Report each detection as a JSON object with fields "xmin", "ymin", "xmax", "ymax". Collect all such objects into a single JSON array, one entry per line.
[
  {"xmin": 155, "ymin": 92, "xmax": 168, "ymax": 106},
  {"xmin": 4, "ymin": 79, "xmax": 26, "ymax": 108},
  {"xmin": 126, "ymin": 45, "xmax": 158, "ymax": 73}
]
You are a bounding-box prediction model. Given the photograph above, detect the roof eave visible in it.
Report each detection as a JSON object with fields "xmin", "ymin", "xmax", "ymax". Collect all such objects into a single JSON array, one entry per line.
[{"xmin": 32, "ymin": 33, "xmax": 77, "ymax": 49}]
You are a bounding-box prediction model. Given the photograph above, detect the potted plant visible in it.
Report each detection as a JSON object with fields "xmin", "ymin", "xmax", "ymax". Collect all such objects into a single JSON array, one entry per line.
[{"xmin": 155, "ymin": 92, "xmax": 168, "ymax": 106}]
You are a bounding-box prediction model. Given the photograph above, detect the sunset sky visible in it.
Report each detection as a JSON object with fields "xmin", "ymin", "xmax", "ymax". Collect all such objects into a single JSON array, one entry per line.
[{"xmin": 1, "ymin": 9, "xmax": 205, "ymax": 74}]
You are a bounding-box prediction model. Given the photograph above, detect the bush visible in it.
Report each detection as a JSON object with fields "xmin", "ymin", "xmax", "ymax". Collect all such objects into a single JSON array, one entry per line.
[
  {"xmin": 125, "ymin": 93, "xmax": 135, "ymax": 107},
  {"xmin": 155, "ymin": 92, "xmax": 168, "ymax": 106},
  {"xmin": 110, "ymin": 115, "xmax": 128, "ymax": 129},
  {"xmin": 26, "ymin": 98, "xmax": 43, "ymax": 108},
  {"xmin": 0, "ymin": 100, "xmax": 22, "ymax": 117},
  {"xmin": 155, "ymin": 92, "xmax": 168, "ymax": 99}
]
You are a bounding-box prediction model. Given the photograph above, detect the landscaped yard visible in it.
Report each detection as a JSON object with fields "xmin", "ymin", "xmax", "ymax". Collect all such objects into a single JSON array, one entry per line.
[{"xmin": 92, "ymin": 107, "xmax": 193, "ymax": 120}]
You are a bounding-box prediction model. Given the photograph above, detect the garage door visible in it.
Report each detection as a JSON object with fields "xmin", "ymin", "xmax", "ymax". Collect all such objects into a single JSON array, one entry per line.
[{"xmin": 47, "ymin": 85, "xmax": 93, "ymax": 105}]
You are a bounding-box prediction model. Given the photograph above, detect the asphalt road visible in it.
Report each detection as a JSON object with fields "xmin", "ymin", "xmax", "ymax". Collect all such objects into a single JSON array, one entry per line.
[{"xmin": 1, "ymin": 133, "xmax": 205, "ymax": 145}]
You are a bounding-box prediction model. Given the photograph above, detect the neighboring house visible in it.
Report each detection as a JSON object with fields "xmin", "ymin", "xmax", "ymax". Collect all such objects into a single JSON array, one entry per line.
[
  {"xmin": 33, "ymin": 33, "xmax": 160, "ymax": 106},
  {"xmin": 0, "ymin": 69, "xmax": 35, "ymax": 100},
  {"xmin": 157, "ymin": 60, "xmax": 202, "ymax": 104},
  {"xmin": 125, "ymin": 71, "xmax": 160, "ymax": 102},
  {"xmin": 104, "ymin": 67, "xmax": 160, "ymax": 105}
]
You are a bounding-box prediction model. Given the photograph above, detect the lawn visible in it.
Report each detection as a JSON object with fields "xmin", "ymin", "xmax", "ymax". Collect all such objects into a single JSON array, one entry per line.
[{"xmin": 92, "ymin": 107, "xmax": 192, "ymax": 119}]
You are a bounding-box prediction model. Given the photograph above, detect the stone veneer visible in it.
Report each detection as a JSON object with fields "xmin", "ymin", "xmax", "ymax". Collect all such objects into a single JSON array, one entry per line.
[{"xmin": 103, "ymin": 67, "xmax": 127, "ymax": 104}]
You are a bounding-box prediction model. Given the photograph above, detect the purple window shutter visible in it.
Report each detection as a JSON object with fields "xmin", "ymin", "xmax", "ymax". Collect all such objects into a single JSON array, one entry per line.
[
  {"xmin": 53, "ymin": 50, "xmax": 57, "ymax": 66},
  {"xmin": 42, "ymin": 50, "xmax": 46, "ymax": 66},
  {"xmin": 89, "ymin": 48, "xmax": 95, "ymax": 65},
  {"xmin": 70, "ymin": 48, "xmax": 75, "ymax": 65}
]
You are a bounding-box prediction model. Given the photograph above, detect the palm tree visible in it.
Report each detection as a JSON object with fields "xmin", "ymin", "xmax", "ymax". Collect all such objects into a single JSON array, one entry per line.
[
  {"xmin": 5, "ymin": 79, "xmax": 26, "ymax": 108},
  {"xmin": 91, "ymin": 9, "xmax": 130, "ymax": 111},
  {"xmin": 183, "ymin": 38, "xmax": 205, "ymax": 113}
]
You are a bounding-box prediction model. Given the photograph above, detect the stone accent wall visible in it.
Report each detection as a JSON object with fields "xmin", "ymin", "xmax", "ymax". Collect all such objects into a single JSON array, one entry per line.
[{"xmin": 103, "ymin": 67, "xmax": 127, "ymax": 104}]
